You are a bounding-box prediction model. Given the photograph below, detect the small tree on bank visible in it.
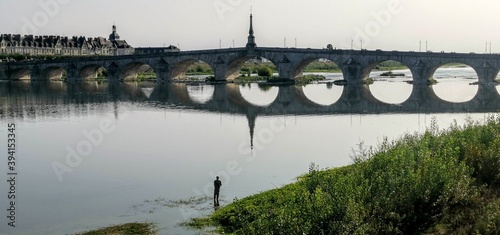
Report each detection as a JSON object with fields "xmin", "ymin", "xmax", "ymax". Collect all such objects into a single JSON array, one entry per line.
[{"xmin": 257, "ymin": 66, "xmax": 273, "ymax": 77}]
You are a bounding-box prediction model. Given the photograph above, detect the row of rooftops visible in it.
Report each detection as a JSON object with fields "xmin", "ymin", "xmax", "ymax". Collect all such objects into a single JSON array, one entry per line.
[
  {"xmin": 0, "ymin": 25, "xmax": 186, "ymax": 56},
  {"xmin": 0, "ymin": 25, "xmax": 132, "ymax": 50},
  {"xmin": 0, "ymin": 34, "xmax": 132, "ymax": 49}
]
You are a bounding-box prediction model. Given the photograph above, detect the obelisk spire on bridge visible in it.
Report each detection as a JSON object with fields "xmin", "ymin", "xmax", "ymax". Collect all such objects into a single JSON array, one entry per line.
[{"xmin": 246, "ymin": 11, "xmax": 257, "ymax": 50}]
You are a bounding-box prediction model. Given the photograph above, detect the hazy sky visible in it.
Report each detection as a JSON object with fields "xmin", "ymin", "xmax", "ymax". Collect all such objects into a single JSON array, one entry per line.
[{"xmin": 1, "ymin": 0, "xmax": 499, "ymax": 53}]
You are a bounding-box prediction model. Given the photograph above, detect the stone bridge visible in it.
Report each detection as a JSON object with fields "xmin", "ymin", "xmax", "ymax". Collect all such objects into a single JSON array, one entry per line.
[
  {"xmin": 1, "ymin": 13, "xmax": 500, "ymax": 106},
  {"xmin": 2, "ymin": 13, "xmax": 500, "ymax": 87},
  {"xmin": 2, "ymin": 47, "xmax": 500, "ymax": 86}
]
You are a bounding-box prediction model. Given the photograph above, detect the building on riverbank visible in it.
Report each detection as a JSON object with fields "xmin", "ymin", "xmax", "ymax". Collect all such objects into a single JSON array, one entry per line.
[{"xmin": 0, "ymin": 25, "xmax": 134, "ymax": 57}]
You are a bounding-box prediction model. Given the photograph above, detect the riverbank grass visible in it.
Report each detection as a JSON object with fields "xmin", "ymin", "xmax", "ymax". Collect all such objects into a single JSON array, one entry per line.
[
  {"xmin": 185, "ymin": 116, "xmax": 500, "ymax": 234},
  {"xmin": 76, "ymin": 222, "xmax": 156, "ymax": 235}
]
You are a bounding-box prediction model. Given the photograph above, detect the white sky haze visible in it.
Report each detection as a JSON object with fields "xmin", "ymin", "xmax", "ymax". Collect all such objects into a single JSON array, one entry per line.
[{"xmin": 0, "ymin": 0, "xmax": 499, "ymax": 53}]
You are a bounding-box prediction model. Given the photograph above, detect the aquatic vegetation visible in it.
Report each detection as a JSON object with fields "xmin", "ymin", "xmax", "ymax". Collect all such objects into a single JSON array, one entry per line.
[
  {"xmin": 75, "ymin": 222, "xmax": 157, "ymax": 235},
  {"xmin": 123, "ymin": 195, "xmax": 214, "ymax": 216},
  {"xmin": 187, "ymin": 63, "xmax": 214, "ymax": 75}
]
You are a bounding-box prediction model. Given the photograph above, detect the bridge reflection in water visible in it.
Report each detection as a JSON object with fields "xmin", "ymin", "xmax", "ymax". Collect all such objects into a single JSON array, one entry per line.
[
  {"xmin": 2, "ymin": 81, "xmax": 499, "ymax": 146},
  {"xmin": 1, "ymin": 81, "xmax": 500, "ymax": 116}
]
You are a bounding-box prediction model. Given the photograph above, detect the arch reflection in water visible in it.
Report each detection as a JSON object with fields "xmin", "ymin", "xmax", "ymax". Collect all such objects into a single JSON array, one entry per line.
[
  {"xmin": 239, "ymin": 84, "xmax": 279, "ymax": 106},
  {"xmin": 302, "ymin": 83, "xmax": 343, "ymax": 106},
  {"xmin": 186, "ymin": 84, "xmax": 215, "ymax": 104},
  {"xmin": 432, "ymin": 64, "xmax": 479, "ymax": 103}
]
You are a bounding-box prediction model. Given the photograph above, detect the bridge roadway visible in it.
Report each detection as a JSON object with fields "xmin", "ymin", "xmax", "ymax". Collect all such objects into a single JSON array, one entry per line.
[{"xmin": 2, "ymin": 47, "xmax": 500, "ymax": 86}]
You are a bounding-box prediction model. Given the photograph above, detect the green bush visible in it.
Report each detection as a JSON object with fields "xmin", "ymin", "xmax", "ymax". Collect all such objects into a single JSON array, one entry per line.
[
  {"xmin": 257, "ymin": 67, "xmax": 273, "ymax": 77},
  {"xmin": 304, "ymin": 61, "xmax": 340, "ymax": 72},
  {"xmin": 186, "ymin": 63, "xmax": 213, "ymax": 75}
]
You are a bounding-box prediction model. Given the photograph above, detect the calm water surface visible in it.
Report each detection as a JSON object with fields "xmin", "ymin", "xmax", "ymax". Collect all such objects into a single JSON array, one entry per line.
[{"xmin": 0, "ymin": 68, "xmax": 499, "ymax": 235}]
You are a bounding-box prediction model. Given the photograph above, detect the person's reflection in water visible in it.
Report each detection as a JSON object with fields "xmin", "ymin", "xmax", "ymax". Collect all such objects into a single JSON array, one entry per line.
[{"xmin": 214, "ymin": 176, "xmax": 222, "ymax": 207}]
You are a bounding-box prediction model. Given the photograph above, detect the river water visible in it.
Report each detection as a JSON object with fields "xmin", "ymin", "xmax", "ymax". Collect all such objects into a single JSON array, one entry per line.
[{"xmin": 0, "ymin": 67, "xmax": 499, "ymax": 235}]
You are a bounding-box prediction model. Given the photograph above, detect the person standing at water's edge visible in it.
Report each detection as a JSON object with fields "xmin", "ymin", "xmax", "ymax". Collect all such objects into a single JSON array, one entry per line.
[{"xmin": 214, "ymin": 176, "xmax": 222, "ymax": 206}]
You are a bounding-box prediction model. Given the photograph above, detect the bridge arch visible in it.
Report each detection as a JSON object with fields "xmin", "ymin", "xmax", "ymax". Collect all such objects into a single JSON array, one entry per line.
[
  {"xmin": 363, "ymin": 60, "xmax": 413, "ymax": 104},
  {"xmin": 8, "ymin": 68, "xmax": 31, "ymax": 80},
  {"xmin": 428, "ymin": 61, "xmax": 480, "ymax": 79},
  {"xmin": 362, "ymin": 59, "xmax": 413, "ymax": 80},
  {"xmin": 430, "ymin": 62, "xmax": 479, "ymax": 103},
  {"xmin": 40, "ymin": 66, "xmax": 67, "ymax": 81},
  {"xmin": 171, "ymin": 59, "xmax": 214, "ymax": 81},
  {"xmin": 80, "ymin": 64, "xmax": 108, "ymax": 81},
  {"xmin": 120, "ymin": 62, "xmax": 156, "ymax": 82},
  {"xmin": 225, "ymin": 56, "xmax": 279, "ymax": 81},
  {"xmin": 293, "ymin": 57, "xmax": 343, "ymax": 80}
]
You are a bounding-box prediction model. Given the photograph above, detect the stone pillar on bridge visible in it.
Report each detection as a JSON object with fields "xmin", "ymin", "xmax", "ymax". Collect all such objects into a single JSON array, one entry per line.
[
  {"xmin": 407, "ymin": 60, "xmax": 433, "ymax": 105},
  {"xmin": 341, "ymin": 57, "xmax": 363, "ymax": 84},
  {"xmin": 409, "ymin": 60, "xmax": 431, "ymax": 85},
  {"xmin": 213, "ymin": 56, "xmax": 229, "ymax": 81},
  {"xmin": 65, "ymin": 63, "xmax": 80, "ymax": 82},
  {"xmin": 30, "ymin": 65, "xmax": 43, "ymax": 81},
  {"xmin": 277, "ymin": 55, "xmax": 293, "ymax": 80},
  {"xmin": 474, "ymin": 62, "xmax": 500, "ymax": 102},
  {"xmin": 106, "ymin": 62, "xmax": 122, "ymax": 81},
  {"xmin": 476, "ymin": 62, "xmax": 498, "ymax": 85},
  {"xmin": 155, "ymin": 59, "xmax": 171, "ymax": 83},
  {"xmin": 0, "ymin": 64, "xmax": 8, "ymax": 80},
  {"xmin": 213, "ymin": 66, "xmax": 228, "ymax": 81}
]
